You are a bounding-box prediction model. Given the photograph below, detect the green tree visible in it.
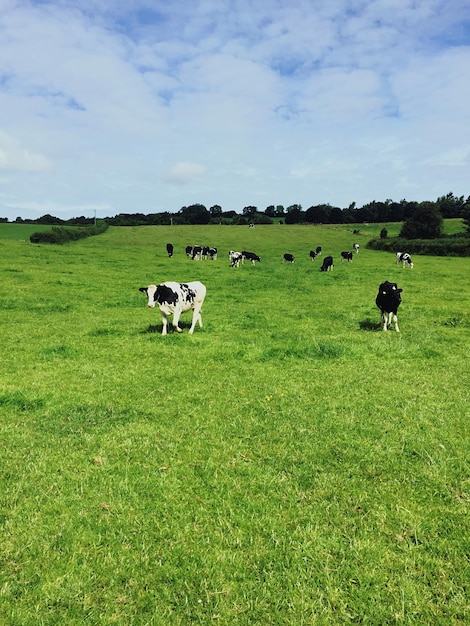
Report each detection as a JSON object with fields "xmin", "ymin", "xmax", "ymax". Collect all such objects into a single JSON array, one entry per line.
[
  {"xmin": 178, "ymin": 204, "xmax": 210, "ymax": 224},
  {"xmin": 399, "ymin": 202, "xmax": 443, "ymax": 239}
]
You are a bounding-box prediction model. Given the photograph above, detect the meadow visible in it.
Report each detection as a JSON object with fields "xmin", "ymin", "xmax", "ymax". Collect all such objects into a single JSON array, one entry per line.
[{"xmin": 0, "ymin": 222, "xmax": 469, "ymax": 625}]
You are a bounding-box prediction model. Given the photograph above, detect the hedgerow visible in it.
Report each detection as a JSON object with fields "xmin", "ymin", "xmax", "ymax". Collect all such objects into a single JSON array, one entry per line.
[
  {"xmin": 29, "ymin": 220, "xmax": 108, "ymax": 244},
  {"xmin": 366, "ymin": 235, "xmax": 470, "ymax": 256}
]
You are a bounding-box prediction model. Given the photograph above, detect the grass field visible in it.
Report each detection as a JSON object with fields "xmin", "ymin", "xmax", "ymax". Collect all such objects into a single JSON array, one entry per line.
[{"xmin": 1, "ymin": 222, "xmax": 469, "ymax": 624}]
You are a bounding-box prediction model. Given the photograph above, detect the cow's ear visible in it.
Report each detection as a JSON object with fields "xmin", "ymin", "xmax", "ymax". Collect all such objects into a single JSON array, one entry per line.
[
  {"xmin": 398, "ymin": 288, "xmax": 403, "ymax": 293},
  {"xmin": 139, "ymin": 287, "xmax": 147, "ymax": 294}
]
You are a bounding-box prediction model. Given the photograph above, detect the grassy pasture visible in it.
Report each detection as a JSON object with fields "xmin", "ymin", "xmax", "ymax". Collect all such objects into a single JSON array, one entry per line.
[{"xmin": 0, "ymin": 223, "xmax": 469, "ymax": 625}]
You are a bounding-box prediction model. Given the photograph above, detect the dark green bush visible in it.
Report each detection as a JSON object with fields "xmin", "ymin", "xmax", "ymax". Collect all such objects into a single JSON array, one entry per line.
[
  {"xmin": 30, "ymin": 221, "xmax": 108, "ymax": 244},
  {"xmin": 366, "ymin": 235, "xmax": 470, "ymax": 256}
]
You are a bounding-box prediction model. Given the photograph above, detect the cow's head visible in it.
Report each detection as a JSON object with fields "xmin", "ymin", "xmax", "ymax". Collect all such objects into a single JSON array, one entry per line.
[
  {"xmin": 139, "ymin": 285, "xmax": 158, "ymax": 308},
  {"xmin": 379, "ymin": 281, "xmax": 402, "ymax": 301}
]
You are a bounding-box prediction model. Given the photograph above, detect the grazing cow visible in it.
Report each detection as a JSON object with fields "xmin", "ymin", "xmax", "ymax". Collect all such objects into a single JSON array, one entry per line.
[
  {"xmin": 320, "ymin": 255, "xmax": 334, "ymax": 271},
  {"xmin": 341, "ymin": 251, "xmax": 353, "ymax": 262},
  {"xmin": 283, "ymin": 253, "xmax": 295, "ymax": 263},
  {"xmin": 208, "ymin": 247, "xmax": 218, "ymax": 260},
  {"xmin": 316, "ymin": 246, "xmax": 322, "ymax": 255},
  {"xmin": 166, "ymin": 243, "xmax": 174, "ymax": 258},
  {"xmin": 201, "ymin": 246, "xmax": 210, "ymax": 260},
  {"xmin": 139, "ymin": 281, "xmax": 206, "ymax": 335},
  {"xmin": 249, "ymin": 223, "xmax": 254, "ymax": 228},
  {"xmin": 192, "ymin": 246, "xmax": 202, "ymax": 261},
  {"xmin": 376, "ymin": 281, "xmax": 402, "ymax": 332},
  {"xmin": 309, "ymin": 250, "xmax": 319, "ymax": 261},
  {"xmin": 396, "ymin": 252, "xmax": 414, "ymax": 268},
  {"xmin": 353, "ymin": 243, "xmax": 360, "ymax": 253},
  {"xmin": 185, "ymin": 245, "xmax": 193, "ymax": 257},
  {"xmin": 242, "ymin": 251, "xmax": 261, "ymax": 264},
  {"xmin": 229, "ymin": 250, "xmax": 243, "ymax": 267}
]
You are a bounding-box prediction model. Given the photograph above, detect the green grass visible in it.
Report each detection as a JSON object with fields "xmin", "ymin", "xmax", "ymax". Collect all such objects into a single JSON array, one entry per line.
[{"xmin": 1, "ymin": 223, "xmax": 469, "ymax": 624}]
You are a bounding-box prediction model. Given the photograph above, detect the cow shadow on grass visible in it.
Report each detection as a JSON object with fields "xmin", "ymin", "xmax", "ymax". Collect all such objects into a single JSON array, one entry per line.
[
  {"xmin": 359, "ymin": 319, "xmax": 382, "ymax": 331},
  {"xmin": 142, "ymin": 322, "xmax": 199, "ymax": 334}
]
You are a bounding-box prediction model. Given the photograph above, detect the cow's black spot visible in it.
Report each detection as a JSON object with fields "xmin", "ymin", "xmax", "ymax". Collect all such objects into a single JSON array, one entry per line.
[{"xmin": 155, "ymin": 285, "xmax": 178, "ymax": 306}]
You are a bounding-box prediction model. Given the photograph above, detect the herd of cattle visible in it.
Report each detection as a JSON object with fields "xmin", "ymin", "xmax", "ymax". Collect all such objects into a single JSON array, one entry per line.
[{"xmin": 140, "ymin": 244, "xmax": 414, "ymax": 335}]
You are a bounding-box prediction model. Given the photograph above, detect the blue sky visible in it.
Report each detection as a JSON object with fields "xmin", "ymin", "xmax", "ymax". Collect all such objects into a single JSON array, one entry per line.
[{"xmin": 1, "ymin": 0, "xmax": 469, "ymax": 220}]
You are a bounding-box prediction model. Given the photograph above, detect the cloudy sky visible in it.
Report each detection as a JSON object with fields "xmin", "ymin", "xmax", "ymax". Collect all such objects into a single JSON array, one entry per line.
[{"xmin": 1, "ymin": 0, "xmax": 469, "ymax": 220}]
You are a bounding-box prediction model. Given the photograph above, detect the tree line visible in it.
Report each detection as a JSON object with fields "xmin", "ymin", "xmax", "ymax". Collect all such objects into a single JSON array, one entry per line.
[{"xmin": 4, "ymin": 192, "xmax": 470, "ymax": 234}]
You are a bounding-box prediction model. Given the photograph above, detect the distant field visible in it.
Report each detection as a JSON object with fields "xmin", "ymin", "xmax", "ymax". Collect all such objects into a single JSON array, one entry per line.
[{"xmin": 0, "ymin": 222, "xmax": 469, "ymax": 624}]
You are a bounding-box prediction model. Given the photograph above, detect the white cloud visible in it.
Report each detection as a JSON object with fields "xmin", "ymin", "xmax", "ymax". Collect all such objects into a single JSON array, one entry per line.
[
  {"xmin": 162, "ymin": 162, "xmax": 206, "ymax": 185},
  {"xmin": 0, "ymin": 0, "xmax": 469, "ymax": 219}
]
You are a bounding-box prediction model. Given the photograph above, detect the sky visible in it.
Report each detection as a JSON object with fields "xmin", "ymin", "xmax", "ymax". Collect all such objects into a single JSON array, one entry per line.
[{"xmin": 1, "ymin": 0, "xmax": 469, "ymax": 221}]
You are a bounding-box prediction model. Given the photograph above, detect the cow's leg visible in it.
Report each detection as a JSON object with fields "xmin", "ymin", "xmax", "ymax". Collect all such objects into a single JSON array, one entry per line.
[
  {"xmin": 172, "ymin": 309, "xmax": 183, "ymax": 333},
  {"xmin": 161, "ymin": 314, "xmax": 168, "ymax": 335},
  {"xmin": 189, "ymin": 304, "xmax": 203, "ymax": 334},
  {"xmin": 382, "ymin": 312, "xmax": 389, "ymax": 331},
  {"xmin": 393, "ymin": 314, "xmax": 400, "ymax": 332}
]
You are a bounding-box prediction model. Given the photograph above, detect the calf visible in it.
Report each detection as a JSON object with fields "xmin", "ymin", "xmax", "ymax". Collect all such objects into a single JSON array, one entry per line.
[
  {"xmin": 376, "ymin": 281, "xmax": 402, "ymax": 332},
  {"xmin": 283, "ymin": 253, "xmax": 295, "ymax": 263},
  {"xmin": 139, "ymin": 281, "xmax": 206, "ymax": 335},
  {"xmin": 341, "ymin": 251, "xmax": 353, "ymax": 262},
  {"xmin": 353, "ymin": 243, "xmax": 360, "ymax": 253},
  {"xmin": 166, "ymin": 243, "xmax": 174, "ymax": 258},
  {"xmin": 320, "ymin": 255, "xmax": 334, "ymax": 271},
  {"xmin": 396, "ymin": 252, "xmax": 413, "ymax": 268},
  {"xmin": 191, "ymin": 246, "xmax": 202, "ymax": 261},
  {"xmin": 242, "ymin": 251, "xmax": 261, "ymax": 264},
  {"xmin": 185, "ymin": 245, "xmax": 193, "ymax": 257},
  {"xmin": 309, "ymin": 250, "xmax": 319, "ymax": 261},
  {"xmin": 229, "ymin": 250, "xmax": 243, "ymax": 267},
  {"xmin": 208, "ymin": 247, "xmax": 218, "ymax": 260},
  {"xmin": 316, "ymin": 246, "xmax": 322, "ymax": 255}
]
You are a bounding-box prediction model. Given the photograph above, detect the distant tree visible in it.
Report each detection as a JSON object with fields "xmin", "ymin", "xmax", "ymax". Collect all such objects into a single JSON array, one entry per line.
[
  {"xmin": 210, "ymin": 204, "xmax": 222, "ymax": 217},
  {"xmin": 265, "ymin": 205, "xmax": 276, "ymax": 217},
  {"xmin": 36, "ymin": 214, "xmax": 65, "ymax": 225},
  {"xmin": 284, "ymin": 205, "xmax": 303, "ymax": 224},
  {"xmin": 0, "ymin": 217, "xmax": 8, "ymax": 223},
  {"xmin": 178, "ymin": 204, "xmax": 210, "ymax": 224},
  {"xmin": 275, "ymin": 205, "xmax": 285, "ymax": 216},
  {"xmin": 242, "ymin": 206, "xmax": 257, "ymax": 217},
  {"xmin": 463, "ymin": 204, "xmax": 470, "ymax": 235},
  {"xmin": 305, "ymin": 204, "xmax": 331, "ymax": 224},
  {"xmin": 400, "ymin": 202, "xmax": 443, "ymax": 239}
]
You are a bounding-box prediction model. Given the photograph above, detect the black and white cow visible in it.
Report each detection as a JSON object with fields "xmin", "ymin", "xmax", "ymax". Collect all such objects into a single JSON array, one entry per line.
[
  {"xmin": 139, "ymin": 281, "xmax": 206, "ymax": 335},
  {"xmin": 320, "ymin": 255, "xmax": 334, "ymax": 271},
  {"xmin": 315, "ymin": 246, "xmax": 322, "ymax": 255},
  {"xmin": 191, "ymin": 246, "xmax": 202, "ymax": 261},
  {"xmin": 229, "ymin": 250, "xmax": 243, "ymax": 267},
  {"xmin": 341, "ymin": 251, "xmax": 353, "ymax": 262},
  {"xmin": 376, "ymin": 281, "xmax": 402, "ymax": 332},
  {"xmin": 283, "ymin": 253, "xmax": 295, "ymax": 263},
  {"xmin": 396, "ymin": 252, "xmax": 414, "ymax": 268},
  {"xmin": 242, "ymin": 251, "xmax": 261, "ymax": 264},
  {"xmin": 208, "ymin": 247, "xmax": 218, "ymax": 260},
  {"xmin": 309, "ymin": 250, "xmax": 319, "ymax": 261},
  {"xmin": 185, "ymin": 245, "xmax": 193, "ymax": 257},
  {"xmin": 353, "ymin": 243, "xmax": 360, "ymax": 253},
  {"xmin": 166, "ymin": 243, "xmax": 174, "ymax": 258},
  {"xmin": 201, "ymin": 246, "xmax": 210, "ymax": 260}
]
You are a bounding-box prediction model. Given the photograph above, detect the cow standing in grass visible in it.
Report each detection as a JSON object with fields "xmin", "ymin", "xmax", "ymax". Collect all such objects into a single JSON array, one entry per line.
[
  {"xmin": 341, "ymin": 251, "xmax": 353, "ymax": 262},
  {"xmin": 320, "ymin": 256, "xmax": 334, "ymax": 271},
  {"xmin": 396, "ymin": 252, "xmax": 414, "ymax": 268},
  {"xmin": 229, "ymin": 251, "xmax": 243, "ymax": 267},
  {"xmin": 242, "ymin": 251, "xmax": 261, "ymax": 264},
  {"xmin": 376, "ymin": 281, "xmax": 402, "ymax": 332},
  {"xmin": 166, "ymin": 243, "xmax": 174, "ymax": 258},
  {"xmin": 139, "ymin": 282, "xmax": 206, "ymax": 335},
  {"xmin": 284, "ymin": 253, "xmax": 295, "ymax": 263}
]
